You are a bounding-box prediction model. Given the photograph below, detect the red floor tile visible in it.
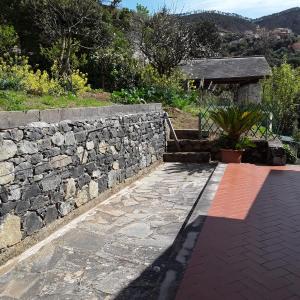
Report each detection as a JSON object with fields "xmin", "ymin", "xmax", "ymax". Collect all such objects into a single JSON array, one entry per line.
[{"xmin": 176, "ymin": 164, "xmax": 300, "ymax": 300}]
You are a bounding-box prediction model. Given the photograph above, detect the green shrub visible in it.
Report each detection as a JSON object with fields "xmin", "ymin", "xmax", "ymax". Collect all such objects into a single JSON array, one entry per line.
[
  {"xmin": 283, "ymin": 144, "xmax": 297, "ymax": 164},
  {"xmin": 0, "ymin": 56, "xmax": 90, "ymax": 96},
  {"xmin": 210, "ymin": 106, "xmax": 263, "ymax": 150}
]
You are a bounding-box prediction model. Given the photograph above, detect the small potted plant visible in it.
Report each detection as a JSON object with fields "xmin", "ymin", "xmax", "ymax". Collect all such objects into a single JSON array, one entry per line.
[{"xmin": 210, "ymin": 106, "xmax": 263, "ymax": 163}]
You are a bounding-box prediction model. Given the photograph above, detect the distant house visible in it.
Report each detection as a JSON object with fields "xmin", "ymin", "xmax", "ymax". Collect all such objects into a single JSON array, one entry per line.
[
  {"xmin": 179, "ymin": 56, "xmax": 271, "ymax": 103},
  {"xmin": 272, "ymin": 28, "xmax": 293, "ymax": 39},
  {"xmin": 291, "ymin": 42, "xmax": 300, "ymax": 53}
]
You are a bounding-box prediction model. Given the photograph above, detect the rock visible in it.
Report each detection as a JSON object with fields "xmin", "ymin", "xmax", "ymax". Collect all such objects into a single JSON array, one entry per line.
[
  {"xmin": 85, "ymin": 162, "xmax": 97, "ymax": 175},
  {"xmin": 15, "ymin": 200, "xmax": 31, "ymax": 215},
  {"xmin": 77, "ymin": 147, "xmax": 88, "ymax": 164},
  {"xmin": 10, "ymin": 129, "xmax": 24, "ymax": 142},
  {"xmin": 23, "ymin": 212, "xmax": 43, "ymax": 236},
  {"xmin": 0, "ymin": 186, "xmax": 8, "ymax": 203},
  {"xmin": 51, "ymin": 132, "xmax": 65, "ymax": 146},
  {"xmin": 23, "ymin": 184, "xmax": 41, "ymax": 201},
  {"xmin": 108, "ymin": 170, "xmax": 118, "ymax": 188},
  {"xmin": 33, "ymin": 174, "xmax": 43, "ymax": 182},
  {"xmin": 30, "ymin": 153, "xmax": 44, "ymax": 165},
  {"xmin": 44, "ymin": 206, "xmax": 58, "ymax": 224},
  {"xmin": 99, "ymin": 141, "xmax": 109, "ymax": 154},
  {"xmin": 8, "ymin": 186, "xmax": 21, "ymax": 201},
  {"xmin": 89, "ymin": 180, "xmax": 98, "ymax": 199},
  {"xmin": 65, "ymin": 178, "xmax": 76, "ymax": 199},
  {"xmin": 0, "ymin": 214, "xmax": 22, "ymax": 249},
  {"xmin": 35, "ymin": 163, "xmax": 51, "ymax": 175},
  {"xmin": 15, "ymin": 162, "xmax": 33, "ymax": 180},
  {"xmin": 58, "ymin": 202, "xmax": 73, "ymax": 216},
  {"xmin": 0, "ymin": 140, "xmax": 17, "ymax": 161},
  {"xmin": 65, "ymin": 132, "xmax": 76, "ymax": 146},
  {"xmin": 50, "ymin": 155, "xmax": 72, "ymax": 169},
  {"xmin": 112, "ymin": 161, "xmax": 119, "ymax": 170},
  {"xmin": 0, "ymin": 162, "xmax": 14, "ymax": 185},
  {"xmin": 41, "ymin": 175, "xmax": 61, "ymax": 192},
  {"xmin": 30, "ymin": 195, "xmax": 48, "ymax": 210},
  {"xmin": 86, "ymin": 141, "xmax": 95, "ymax": 150},
  {"xmin": 110, "ymin": 146, "xmax": 118, "ymax": 155},
  {"xmin": 18, "ymin": 140, "xmax": 38, "ymax": 154},
  {"xmin": 75, "ymin": 187, "xmax": 89, "ymax": 207},
  {"xmin": 92, "ymin": 170, "xmax": 101, "ymax": 179}
]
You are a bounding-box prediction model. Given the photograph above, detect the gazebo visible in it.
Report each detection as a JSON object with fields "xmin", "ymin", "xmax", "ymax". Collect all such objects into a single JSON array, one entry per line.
[{"xmin": 180, "ymin": 56, "xmax": 271, "ymax": 103}]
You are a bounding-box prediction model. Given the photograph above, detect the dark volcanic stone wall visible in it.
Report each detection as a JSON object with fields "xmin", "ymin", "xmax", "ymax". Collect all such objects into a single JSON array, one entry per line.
[{"xmin": 0, "ymin": 111, "xmax": 166, "ymax": 249}]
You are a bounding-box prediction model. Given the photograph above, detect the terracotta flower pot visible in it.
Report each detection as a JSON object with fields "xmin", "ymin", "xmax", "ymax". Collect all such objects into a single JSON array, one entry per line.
[{"xmin": 221, "ymin": 149, "xmax": 244, "ymax": 163}]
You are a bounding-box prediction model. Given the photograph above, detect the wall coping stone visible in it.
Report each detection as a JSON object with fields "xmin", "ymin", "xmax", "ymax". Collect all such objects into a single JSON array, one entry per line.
[{"xmin": 0, "ymin": 104, "xmax": 163, "ymax": 129}]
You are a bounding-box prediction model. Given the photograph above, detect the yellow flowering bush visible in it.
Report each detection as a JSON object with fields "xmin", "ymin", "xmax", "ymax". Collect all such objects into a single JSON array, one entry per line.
[
  {"xmin": 69, "ymin": 70, "xmax": 91, "ymax": 94},
  {"xmin": 0, "ymin": 56, "xmax": 90, "ymax": 96}
]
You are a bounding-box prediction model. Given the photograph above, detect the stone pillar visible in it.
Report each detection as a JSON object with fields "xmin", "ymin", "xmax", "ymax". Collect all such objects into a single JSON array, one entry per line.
[{"xmin": 236, "ymin": 82, "xmax": 262, "ymax": 104}]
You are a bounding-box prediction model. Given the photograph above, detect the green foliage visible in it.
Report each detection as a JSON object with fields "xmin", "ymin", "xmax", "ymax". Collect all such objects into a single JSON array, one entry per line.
[
  {"xmin": 210, "ymin": 106, "xmax": 263, "ymax": 150},
  {"xmin": 140, "ymin": 8, "xmax": 192, "ymax": 76},
  {"xmin": 262, "ymin": 62, "xmax": 300, "ymax": 135},
  {"xmin": 283, "ymin": 144, "xmax": 297, "ymax": 164},
  {"xmin": 0, "ymin": 56, "xmax": 89, "ymax": 96},
  {"xmin": 0, "ymin": 25, "xmax": 19, "ymax": 56},
  {"xmin": 111, "ymin": 65, "xmax": 199, "ymax": 108},
  {"xmin": 89, "ymin": 30, "xmax": 141, "ymax": 91},
  {"xmin": 191, "ymin": 21, "xmax": 222, "ymax": 58}
]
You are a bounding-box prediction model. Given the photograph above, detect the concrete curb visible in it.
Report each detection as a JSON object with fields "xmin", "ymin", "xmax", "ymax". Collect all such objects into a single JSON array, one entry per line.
[{"xmin": 0, "ymin": 104, "xmax": 163, "ymax": 129}]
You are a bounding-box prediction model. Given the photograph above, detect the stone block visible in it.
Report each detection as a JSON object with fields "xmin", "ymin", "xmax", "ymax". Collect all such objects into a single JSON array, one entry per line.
[
  {"xmin": 0, "ymin": 140, "xmax": 17, "ymax": 161},
  {"xmin": 89, "ymin": 180, "xmax": 98, "ymax": 199},
  {"xmin": 65, "ymin": 178, "xmax": 76, "ymax": 199},
  {"xmin": 0, "ymin": 162, "xmax": 14, "ymax": 185},
  {"xmin": 23, "ymin": 211, "xmax": 43, "ymax": 236},
  {"xmin": 18, "ymin": 140, "xmax": 38, "ymax": 154},
  {"xmin": 0, "ymin": 214, "xmax": 22, "ymax": 249},
  {"xmin": 51, "ymin": 132, "xmax": 65, "ymax": 146},
  {"xmin": 75, "ymin": 187, "xmax": 89, "ymax": 207},
  {"xmin": 50, "ymin": 155, "xmax": 72, "ymax": 169}
]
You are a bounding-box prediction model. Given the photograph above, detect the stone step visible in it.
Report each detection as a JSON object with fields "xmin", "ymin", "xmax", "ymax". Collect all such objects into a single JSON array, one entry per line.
[
  {"xmin": 170, "ymin": 130, "xmax": 209, "ymax": 140},
  {"xmin": 167, "ymin": 139, "xmax": 216, "ymax": 153},
  {"xmin": 163, "ymin": 152, "xmax": 211, "ymax": 163}
]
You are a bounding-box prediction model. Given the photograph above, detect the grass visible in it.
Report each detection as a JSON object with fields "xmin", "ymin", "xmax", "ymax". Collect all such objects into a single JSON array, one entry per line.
[{"xmin": 0, "ymin": 90, "xmax": 112, "ymax": 111}]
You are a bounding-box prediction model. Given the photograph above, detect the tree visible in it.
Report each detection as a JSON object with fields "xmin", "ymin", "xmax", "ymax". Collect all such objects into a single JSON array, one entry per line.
[
  {"xmin": 140, "ymin": 8, "xmax": 192, "ymax": 76},
  {"xmin": 262, "ymin": 62, "xmax": 300, "ymax": 135},
  {"xmin": 190, "ymin": 21, "xmax": 222, "ymax": 58},
  {"xmin": 0, "ymin": 25, "xmax": 19, "ymax": 56},
  {"xmin": 31, "ymin": 0, "xmax": 113, "ymax": 80}
]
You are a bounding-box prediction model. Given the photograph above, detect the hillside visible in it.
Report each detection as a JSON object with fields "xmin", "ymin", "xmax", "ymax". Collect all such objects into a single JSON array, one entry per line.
[
  {"xmin": 180, "ymin": 7, "xmax": 300, "ymax": 34},
  {"xmin": 180, "ymin": 11, "xmax": 255, "ymax": 33},
  {"xmin": 254, "ymin": 7, "xmax": 300, "ymax": 34}
]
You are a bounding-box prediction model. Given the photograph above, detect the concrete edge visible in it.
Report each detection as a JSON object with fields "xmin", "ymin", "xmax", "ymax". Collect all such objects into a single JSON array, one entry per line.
[
  {"xmin": 0, "ymin": 160, "xmax": 163, "ymax": 272},
  {"xmin": 0, "ymin": 103, "xmax": 163, "ymax": 129}
]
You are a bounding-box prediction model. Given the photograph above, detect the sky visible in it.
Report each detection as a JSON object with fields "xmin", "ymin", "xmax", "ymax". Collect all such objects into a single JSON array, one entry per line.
[{"xmin": 121, "ymin": 0, "xmax": 300, "ymax": 18}]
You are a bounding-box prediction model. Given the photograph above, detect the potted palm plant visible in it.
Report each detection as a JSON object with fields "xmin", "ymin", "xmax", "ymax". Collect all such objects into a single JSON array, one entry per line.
[{"xmin": 210, "ymin": 106, "xmax": 263, "ymax": 163}]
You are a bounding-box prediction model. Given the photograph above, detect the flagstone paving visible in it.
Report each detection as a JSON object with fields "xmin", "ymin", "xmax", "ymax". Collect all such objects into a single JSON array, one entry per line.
[
  {"xmin": 176, "ymin": 164, "xmax": 300, "ymax": 300},
  {"xmin": 0, "ymin": 163, "xmax": 215, "ymax": 300}
]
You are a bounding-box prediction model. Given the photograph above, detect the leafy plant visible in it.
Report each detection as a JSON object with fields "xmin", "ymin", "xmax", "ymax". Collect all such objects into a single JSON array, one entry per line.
[
  {"xmin": 262, "ymin": 62, "xmax": 300, "ymax": 135},
  {"xmin": 283, "ymin": 144, "xmax": 297, "ymax": 164},
  {"xmin": 210, "ymin": 106, "xmax": 263, "ymax": 150}
]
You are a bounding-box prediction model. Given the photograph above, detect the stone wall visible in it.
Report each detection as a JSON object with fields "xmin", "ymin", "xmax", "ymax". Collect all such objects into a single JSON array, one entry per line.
[
  {"xmin": 0, "ymin": 105, "xmax": 166, "ymax": 250},
  {"xmin": 236, "ymin": 82, "xmax": 262, "ymax": 104}
]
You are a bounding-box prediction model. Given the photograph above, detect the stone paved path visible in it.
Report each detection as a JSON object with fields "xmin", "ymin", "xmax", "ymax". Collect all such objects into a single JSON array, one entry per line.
[
  {"xmin": 176, "ymin": 164, "xmax": 300, "ymax": 300},
  {"xmin": 0, "ymin": 163, "xmax": 214, "ymax": 300}
]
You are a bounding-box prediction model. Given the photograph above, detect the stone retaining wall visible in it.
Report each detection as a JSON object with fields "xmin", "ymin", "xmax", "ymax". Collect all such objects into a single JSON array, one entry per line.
[{"xmin": 0, "ymin": 105, "xmax": 166, "ymax": 250}]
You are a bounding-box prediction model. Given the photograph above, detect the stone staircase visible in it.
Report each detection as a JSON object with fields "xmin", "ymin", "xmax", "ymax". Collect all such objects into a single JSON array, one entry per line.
[{"xmin": 163, "ymin": 129, "xmax": 212, "ymax": 163}]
